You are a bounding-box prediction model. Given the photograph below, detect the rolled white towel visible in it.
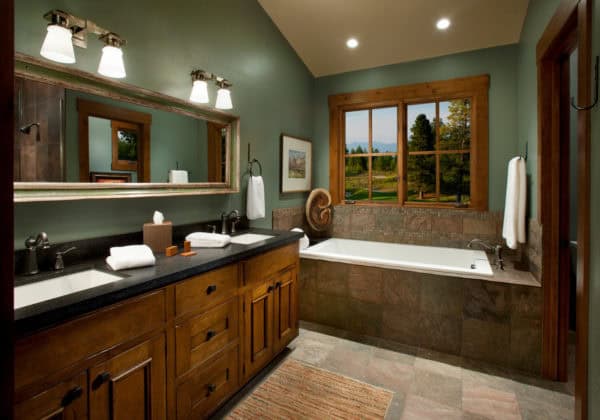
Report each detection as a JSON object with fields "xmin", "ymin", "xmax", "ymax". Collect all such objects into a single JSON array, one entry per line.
[
  {"xmin": 186, "ymin": 232, "xmax": 231, "ymax": 248},
  {"xmin": 291, "ymin": 228, "xmax": 310, "ymax": 250},
  {"xmin": 106, "ymin": 245, "xmax": 156, "ymax": 271}
]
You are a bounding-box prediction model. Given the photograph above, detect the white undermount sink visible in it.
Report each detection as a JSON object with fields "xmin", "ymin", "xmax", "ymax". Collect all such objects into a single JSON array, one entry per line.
[
  {"xmin": 14, "ymin": 269, "xmax": 124, "ymax": 309},
  {"xmin": 230, "ymin": 233, "xmax": 275, "ymax": 245}
]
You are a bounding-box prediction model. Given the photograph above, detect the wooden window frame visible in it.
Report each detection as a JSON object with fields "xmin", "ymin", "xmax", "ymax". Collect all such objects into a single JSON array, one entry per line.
[{"xmin": 329, "ymin": 75, "xmax": 489, "ymax": 210}]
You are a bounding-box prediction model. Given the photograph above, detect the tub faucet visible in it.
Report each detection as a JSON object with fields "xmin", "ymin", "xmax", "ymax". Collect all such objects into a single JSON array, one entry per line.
[
  {"xmin": 220, "ymin": 210, "xmax": 240, "ymax": 234},
  {"xmin": 23, "ymin": 232, "xmax": 51, "ymax": 275},
  {"xmin": 467, "ymin": 239, "xmax": 504, "ymax": 271}
]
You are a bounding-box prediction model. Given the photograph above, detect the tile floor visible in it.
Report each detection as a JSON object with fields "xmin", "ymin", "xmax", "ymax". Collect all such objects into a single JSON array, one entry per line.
[
  {"xmin": 218, "ymin": 321, "xmax": 574, "ymax": 419},
  {"xmin": 289, "ymin": 322, "xmax": 574, "ymax": 419}
]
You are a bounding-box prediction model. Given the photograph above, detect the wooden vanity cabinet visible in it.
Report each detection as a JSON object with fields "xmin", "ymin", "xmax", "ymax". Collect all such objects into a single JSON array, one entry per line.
[{"xmin": 15, "ymin": 241, "xmax": 300, "ymax": 419}]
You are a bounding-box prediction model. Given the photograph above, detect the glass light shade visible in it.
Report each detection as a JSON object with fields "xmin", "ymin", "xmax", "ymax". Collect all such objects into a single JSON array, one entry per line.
[
  {"xmin": 40, "ymin": 25, "xmax": 76, "ymax": 64},
  {"xmin": 189, "ymin": 80, "xmax": 209, "ymax": 103},
  {"xmin": 98, "ymin": 45, "xmax": 126, "ymax": 78},
  {"xmin": 215, "ymin": 88, "xmax": 233, "ymax": 110}
]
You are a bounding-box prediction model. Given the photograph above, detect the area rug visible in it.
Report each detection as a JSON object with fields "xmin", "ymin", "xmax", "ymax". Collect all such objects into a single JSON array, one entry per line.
[{"xmin": 227, "ymin": 359, "xmax": 393, "ymax": 419}]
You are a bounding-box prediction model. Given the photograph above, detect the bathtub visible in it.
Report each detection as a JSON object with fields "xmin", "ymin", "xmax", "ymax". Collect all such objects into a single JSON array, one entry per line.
[{"xmin": 300, "ymin": 238, "xmax": 493, "ymax": 278}]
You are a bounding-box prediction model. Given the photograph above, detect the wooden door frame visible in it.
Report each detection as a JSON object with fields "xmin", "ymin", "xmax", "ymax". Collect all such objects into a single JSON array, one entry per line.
[
  {"xmin": 77, "ymin": 98, "xmax": 152, "ymax": 182},
  {"xmin": 1, "ymin": 0, "xmax": 14, "ymax": 418},
  {"xmin": 537, "ymin": 1, "xmax": 591, "ymax": 419}
]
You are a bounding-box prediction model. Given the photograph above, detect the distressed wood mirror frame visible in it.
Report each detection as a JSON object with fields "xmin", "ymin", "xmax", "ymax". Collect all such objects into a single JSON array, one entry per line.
[{"xmin": 13, "ymin": 53, "xmax": 240, "ymax": 202}]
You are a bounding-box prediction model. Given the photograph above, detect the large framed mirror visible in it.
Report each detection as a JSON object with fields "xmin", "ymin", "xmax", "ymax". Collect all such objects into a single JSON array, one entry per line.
[{"xmin": 14, "ymin": 53, "xmax": 240, "ymax": 202}]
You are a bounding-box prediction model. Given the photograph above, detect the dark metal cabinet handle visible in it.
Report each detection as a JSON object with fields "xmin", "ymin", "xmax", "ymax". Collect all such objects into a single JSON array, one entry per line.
[
  {"xmin": 206, "ymin": 330, "xmax": 216, "ymax": 341},
  {"xmin": 275, "ymin": 281, "xmax": 282, "ymax": 289},
  {"xmin": 61, "ymin": 386, "xmax": 83, "ymax": 407},
  {"xmin": 267, "ymin": 285, "xmax": 274, "ymax": 293},
  {"xmin": 92, "ymin": 372, "xmax": 111, "ymax": 390},
  {"xmin": 207, "ymin": 383, "xmax": 217, "ymax": 394},
  {"xmin": 206, "ymin": 285, "xmax": 217, "ymax": 295}
]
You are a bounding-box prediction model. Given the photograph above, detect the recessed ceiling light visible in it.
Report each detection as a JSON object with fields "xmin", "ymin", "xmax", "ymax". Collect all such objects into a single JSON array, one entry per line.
[
  {"xmin": 346, "ymin": 38, "xmax": 359, "ymax": 49},
  {"xmin": 436, "ymin": 18, "xmax": 451, "ymax": 30}
]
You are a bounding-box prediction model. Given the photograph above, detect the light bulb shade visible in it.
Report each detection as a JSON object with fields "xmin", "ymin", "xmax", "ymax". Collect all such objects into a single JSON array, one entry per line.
[
  {"xmin": 215, "ymin": 88, "xmax": 233, "ymax": 110},
  {"xmin": 40, "ymin": 24, "xmax": 75, "ymax": 64},
  {"xmin": 189, "ymin": 80, "xmax": 209, "ymax": 103},
  {"xmin": 98, "ymin": 45, "xmax": 126, "ymax": 78}
]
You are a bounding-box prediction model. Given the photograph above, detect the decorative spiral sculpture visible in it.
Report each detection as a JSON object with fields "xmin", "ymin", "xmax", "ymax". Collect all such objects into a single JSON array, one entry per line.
[{"xmin": 306, "ymin": 188, "xmax": 333, "ymax": 232}]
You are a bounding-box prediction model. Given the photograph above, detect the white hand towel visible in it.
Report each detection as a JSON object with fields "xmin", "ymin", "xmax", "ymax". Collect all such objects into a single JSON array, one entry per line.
[
  {"xmin": 291, "ymin": 228, "xmax": 310, "ymax": 250},
  {"xmin": 247, "ymin": 176, "xmax": 265, "ymax": 220},
  {"xmin": 106, "ymin": 245, "xmax": 156, "ymax": 271},
  {"xmin": 185, "ymin": 232, "xmax": 231, "ymax": 248},
  {"xmin": 502, "ymin": 157, "xmax": 527, "ymax": 250}
]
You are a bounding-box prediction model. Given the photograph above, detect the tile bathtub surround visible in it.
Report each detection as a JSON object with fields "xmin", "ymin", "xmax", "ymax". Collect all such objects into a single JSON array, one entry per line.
[
  {"xmin": 299, "ymin": 259, "xmax": 543, "ymax": 374},
  {"xmin": 272, "ymin": 206, "xmax": 332, "ymax": 238}
]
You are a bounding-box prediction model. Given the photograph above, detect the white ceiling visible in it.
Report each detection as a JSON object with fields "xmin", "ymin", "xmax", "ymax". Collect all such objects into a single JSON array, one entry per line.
[{"xmin": 258, "ymin": 0, "xmax": 530, "ymax": 77}]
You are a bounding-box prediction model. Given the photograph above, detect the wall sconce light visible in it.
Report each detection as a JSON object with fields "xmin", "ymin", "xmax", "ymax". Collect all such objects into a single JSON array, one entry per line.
[
  {"xmin": 39, "ymin": 9, "xmax": 127, "ymax": 79},
  {"xmin": 98, "ymin": 33, "xmax": 126, "ymax": 79},
  {"xmin": 189, "ymin": 70, "xmax": 212, "ymax": 104},
  {"xmin": 215, "ymin": 79, "xmax": 233, "ymax": 110}
]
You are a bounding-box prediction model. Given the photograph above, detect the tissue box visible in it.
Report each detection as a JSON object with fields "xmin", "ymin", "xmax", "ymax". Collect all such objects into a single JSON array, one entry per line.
[{"xmin": 143, "ymin": 221, "xmax": 172, "ymax": 253}]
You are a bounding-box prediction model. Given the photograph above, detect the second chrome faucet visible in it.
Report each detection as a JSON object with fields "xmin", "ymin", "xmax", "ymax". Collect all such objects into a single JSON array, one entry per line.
[{"xmin": 220, "ymin": 210, "xmax": 241, "ymax": 235}]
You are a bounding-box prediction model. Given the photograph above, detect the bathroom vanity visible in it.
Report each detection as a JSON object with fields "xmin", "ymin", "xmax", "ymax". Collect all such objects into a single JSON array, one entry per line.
[{"xmin": 13, "ymin": 231, "xmax": 301, "ymax": 419}]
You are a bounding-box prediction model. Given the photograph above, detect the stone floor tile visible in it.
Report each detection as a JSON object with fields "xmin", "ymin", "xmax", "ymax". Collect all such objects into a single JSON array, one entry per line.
[
  {"xmin": 401, "ymin": 394, "xmax": 463, "ymax": 420},
  {"xmin": 462, "ymin": 383, "xmax": 521, "ymax": 420},
  {"xmin": 411, "ymin": 369, "xmax": 463, "ymax": 409},
  {"xmin": 415, "ymin": 349, "xmax": 462, "ymax": 379},
  {"xmin": 288, "ymin": 337, "xmax": 335, "ymax": 365},
  {"xmin": 365, "ymin": 355, "xmax": 416, "ymax": 393},
  {"xmin": 384, "ymin": 393, "xmax": 406, "ymax": 419}
]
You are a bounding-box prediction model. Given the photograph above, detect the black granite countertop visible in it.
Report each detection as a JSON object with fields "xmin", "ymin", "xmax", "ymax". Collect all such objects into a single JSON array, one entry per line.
[{"xmin": 14, "ymin": 228, "xmax": 303, "ymax": 337}]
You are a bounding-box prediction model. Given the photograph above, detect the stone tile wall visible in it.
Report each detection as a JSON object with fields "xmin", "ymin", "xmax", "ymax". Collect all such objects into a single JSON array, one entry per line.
[{"xmin": 299, "ymin": 259, "xmax": 543, "ymax": 374}]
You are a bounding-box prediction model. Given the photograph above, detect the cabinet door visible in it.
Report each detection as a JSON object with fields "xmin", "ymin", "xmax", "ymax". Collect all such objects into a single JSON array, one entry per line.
[
  {"xmin": 89, "ymin": 335, "xmax": 166, "ymax": 420},
  {"xmin": 15, "ymin": 372, "xmax": 87, "ymax": 420},
  {"xmin": 273, "ymin": 269, "xmax": 299, "ymax": 353},
  {"xmin": 243, "ymin": 280, "xmax": 274, "ymax": 379}
]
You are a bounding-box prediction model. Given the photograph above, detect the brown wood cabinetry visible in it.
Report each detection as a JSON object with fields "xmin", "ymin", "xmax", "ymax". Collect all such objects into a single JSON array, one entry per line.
[{"xmin": 15, "ymin": 241, "xmax": 299, "ymax": 419}]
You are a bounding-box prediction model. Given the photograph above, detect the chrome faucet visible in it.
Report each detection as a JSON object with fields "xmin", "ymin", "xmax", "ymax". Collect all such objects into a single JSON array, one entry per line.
[
  {"xmin": 220, "ymin": 210, "xmax": 241, "ymax": 234},
  {"xmin": 467, "ymin": 239, "xmax": 504, "ymax": 270},
  {"xmin": 23, "ymin": 232, "xmax": 51, "ymax": 275}
]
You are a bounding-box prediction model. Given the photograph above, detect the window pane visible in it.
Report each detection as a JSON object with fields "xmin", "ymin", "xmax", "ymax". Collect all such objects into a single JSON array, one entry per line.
[
  {"xmin": 372, "ymin": 107, "xmax": 397, "ymax": 153},
  {"xmin": 372, "ymin": 156, "xmax": 398, "ymax": 201},
  {"xmin": 345, "ymin": 110, "xmax": 369, "ymax": 154},
  {"xmin": 406, "ymin": 154, "xmax": 436, "ymax": 201},
  {"xmin": 407, "ymin": 103, "xmax": 436, "ymax": 152},
  {"xmin": 345, "ymin": 156, "xmax": 369, "ymax": 200},
  {"xmin": 440, "ymin": 153, "xmax": 470, "ymax": 204},
  {"xmin": 439, "ymin": 99, "xmax": 471, "ymax": 150}
]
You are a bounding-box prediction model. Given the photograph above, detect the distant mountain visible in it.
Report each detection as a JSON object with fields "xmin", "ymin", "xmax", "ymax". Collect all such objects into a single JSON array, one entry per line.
[{"xmin": 346, "ymin": 142, "xmax": 397, "ymax": 153}]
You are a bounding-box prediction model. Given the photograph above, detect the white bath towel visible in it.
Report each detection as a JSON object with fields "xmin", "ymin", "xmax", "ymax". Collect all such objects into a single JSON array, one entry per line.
[
  {"xmin": 502, "ymin": 157, "xmax": 527, "ymax": 250},
  {"xmin": 291, "ymin": 228, "xmax": 310, "ymax": 250},
  {"xmin": 106, "ymin": 244, "xmax": 156, "ymax": 271},
  {"xmin": 247, "ymin": 176, "xmax": 265, "ymax": 220},
  {"xmin": 185, "ymin": 232, "xmax": 231, "ymax": 248}
]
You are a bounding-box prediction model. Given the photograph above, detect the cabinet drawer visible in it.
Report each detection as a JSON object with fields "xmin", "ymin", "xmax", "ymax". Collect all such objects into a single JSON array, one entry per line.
[
  {"xmin": 175, "ymin": 298, "xmax": 239, "ymax": 377},
  {"xmin": 15, "ymin": 290, "xmax": 166, "ymax": 392},
  {"xmin": 175, "ymin": 264, "xmax": 239, "ymax": 317},
  {"xmin": 15, "ymin": 371, "xmax": 87, "ymax": 420},
  {"xmin": 177, "ymin": 346, "xmax": 239, "ymax": 419},
  {"xmin": 243, "ymin": 242, "xmax": 298, "ymax": 286}
]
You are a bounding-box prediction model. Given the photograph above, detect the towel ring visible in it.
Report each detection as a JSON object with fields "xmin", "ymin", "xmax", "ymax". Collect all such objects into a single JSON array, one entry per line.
[{"xmin": 247, "ymin": 159, "xmax": 262, "ymax": 176}]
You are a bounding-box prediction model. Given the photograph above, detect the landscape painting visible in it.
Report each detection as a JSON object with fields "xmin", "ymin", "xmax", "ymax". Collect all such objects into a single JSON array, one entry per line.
[
  {"xmin": 288, "ymin": 149, "xmax": 306, "ymax": 179},
  {"xmin": 281, "ymin": 134, "xmax": 312, "ymax": 193}
]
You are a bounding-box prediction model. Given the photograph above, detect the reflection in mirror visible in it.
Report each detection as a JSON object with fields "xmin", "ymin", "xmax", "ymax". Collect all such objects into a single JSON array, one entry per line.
[{"xmin": 14, "ymin": 76, "xmax": 230, "ymax": 184}]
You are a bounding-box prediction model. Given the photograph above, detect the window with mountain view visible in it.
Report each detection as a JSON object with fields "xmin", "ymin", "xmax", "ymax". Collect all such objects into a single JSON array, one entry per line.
[{"xmin": 331, "ymin": 75, "xmax": 488, "ymax": 210}]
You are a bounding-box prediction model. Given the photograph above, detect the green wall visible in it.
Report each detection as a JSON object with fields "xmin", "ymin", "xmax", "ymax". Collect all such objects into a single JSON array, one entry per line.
[
  {"xmin": 589, "ymin": 0, "xmax": 599, "ymax": 416},
  {"xmin": 516, "ymin": 0, "xmax": 562, "ymax": 217},
  {"xmin": 65, "ymin": 90, "xmax": 208, "ymax": 183},
  {"xmin": 312, "ymin": 45, "xmax": 519, "ymax": 211},
  {"xmin": 14, "ymin": 0, "xmax": 314, "ymax": 248}
]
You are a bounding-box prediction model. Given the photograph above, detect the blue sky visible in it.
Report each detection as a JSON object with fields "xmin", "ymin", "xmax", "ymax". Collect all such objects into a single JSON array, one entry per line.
[{"xmin": 345, "ymin": 103, "xmax": 453, "ymax": 150}]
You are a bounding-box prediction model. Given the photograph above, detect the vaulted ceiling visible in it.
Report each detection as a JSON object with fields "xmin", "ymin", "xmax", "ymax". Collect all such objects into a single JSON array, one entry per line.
[{"xmin": 258, "ymin": 0, "xmax": 530, "ymax": 77}]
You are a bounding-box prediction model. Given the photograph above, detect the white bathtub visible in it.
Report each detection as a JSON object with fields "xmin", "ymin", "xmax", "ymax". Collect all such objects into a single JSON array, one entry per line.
[{"xmin": 300, "ymin": 238, "xmax": 493, "ymax": 278}]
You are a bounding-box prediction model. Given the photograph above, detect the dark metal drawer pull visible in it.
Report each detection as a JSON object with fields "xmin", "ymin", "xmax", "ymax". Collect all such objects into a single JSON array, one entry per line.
[
  {"xmin": 92, "ymin": 372, "xmax": 111, "ymax": 390},
  {"xmin": 207, "ymin": 383, "xmax": 217, "ymax": 395},
  {"xmin": 267, "ymin": 285, "xmax": 274, "ymax": 293},
  {"xmin": 275, "ymin": 281, "xmax": 282, "ymax": 289},
  {"xmin": 206, "ymin": 330, "xmax": 217, "ymax": 341},
  {"xmin": 61, "ymin": 386, "xmax": 83, "ymax": 407},
  {"xmin": 206, "ymin": 285, "xmax": 217, "ymax": 295}
]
